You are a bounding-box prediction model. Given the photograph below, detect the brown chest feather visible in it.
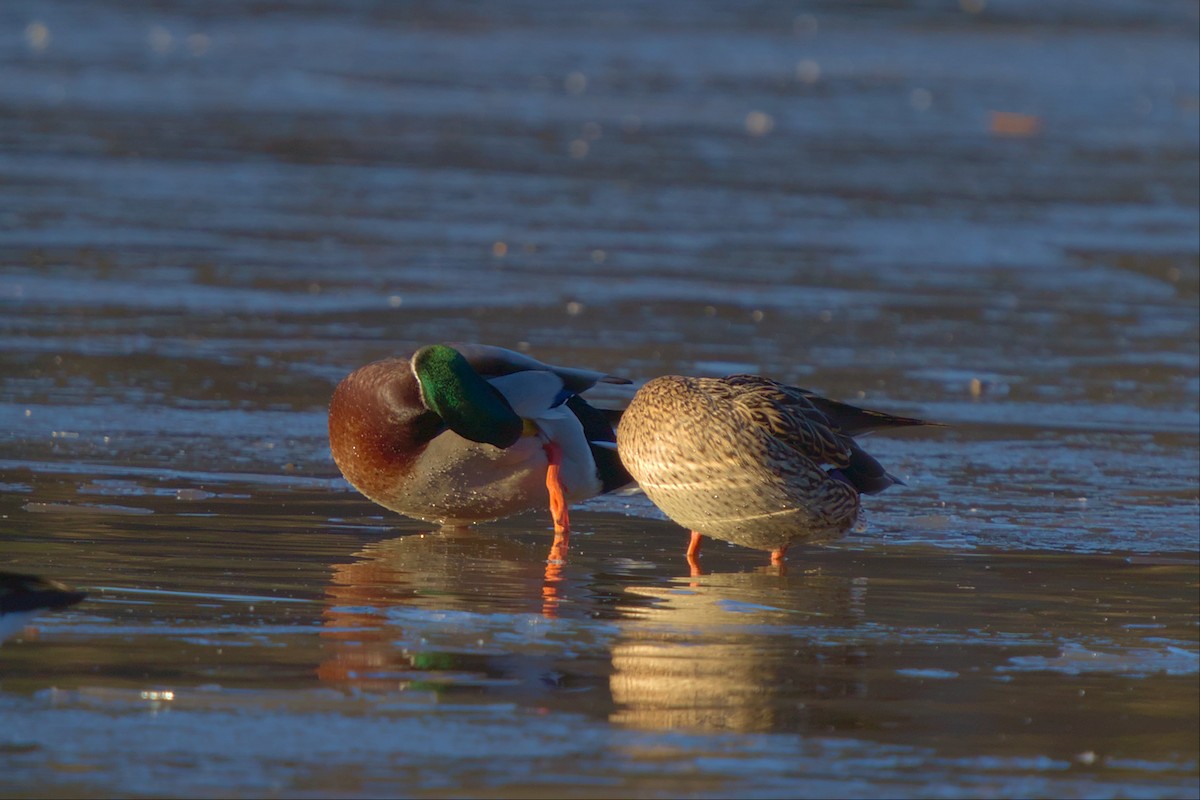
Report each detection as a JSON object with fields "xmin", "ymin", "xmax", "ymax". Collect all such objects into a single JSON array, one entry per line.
[{"xmin": 328, "ymin": 359, "xmax": 443, "ymax": 494}]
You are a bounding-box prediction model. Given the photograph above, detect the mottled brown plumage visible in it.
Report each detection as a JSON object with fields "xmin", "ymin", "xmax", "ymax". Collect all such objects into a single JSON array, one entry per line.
[{"xmin": 616, "ymin": 374, "xmax": 935, "ymax": 562}]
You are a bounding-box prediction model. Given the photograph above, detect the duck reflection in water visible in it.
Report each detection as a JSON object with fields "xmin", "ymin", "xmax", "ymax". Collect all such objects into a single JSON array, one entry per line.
[
  {"xmin": 317, "ymin": 528, "xmax": 602, "ymax": 699},
  {"xmin": 319, "ymin": 529, "xmax": 914, "ymax": 739},
  {"xmin": 609, "ymin": 565, "xmax": 874, "ymax": 735}
]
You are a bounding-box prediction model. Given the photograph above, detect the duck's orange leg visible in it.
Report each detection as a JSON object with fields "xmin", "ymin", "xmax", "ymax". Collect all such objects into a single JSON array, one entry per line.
[
  {"xmin": 686, "ymin": 531, "xmax": 704, "ymax": 577},
  {"xmin": 543, "ymin": 440, "xmax": 570, "ymax": 537},
  {"xmin": 770, "ymin": 545, "xmax": 788, "ymax": 565}
]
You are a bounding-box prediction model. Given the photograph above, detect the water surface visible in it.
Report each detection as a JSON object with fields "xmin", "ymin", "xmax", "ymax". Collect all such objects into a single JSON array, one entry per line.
[{"xmin": 1, "ymin": 0, "xmax": 1197, "ymax": 797}]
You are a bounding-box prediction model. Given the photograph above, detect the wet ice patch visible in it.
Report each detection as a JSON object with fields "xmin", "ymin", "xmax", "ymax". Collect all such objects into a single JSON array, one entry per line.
[
  {"xmin": 715, "ymin": 599, "xmax": 789, "ymax": 615},
  {"xmin": 379, "ymin": 605, "xmax": 620, "ymax": 657},
  {"xmin": 692, "ymin": 360, "xmax": 761, "ymax": 376},
  {"xmin": 998, "ymin": 642, "xmax": 1199, "ymax": 677},
  {"xmin": 24, "ymin": 501, "xmax": 153, "ymax": 515},
  {"xmin": 0, "ymin": 688, "xmax": 969, "ymax": 799},
  {"xmin": 896, "ymin": 668, "xmax": 960, "ymax": 679}
]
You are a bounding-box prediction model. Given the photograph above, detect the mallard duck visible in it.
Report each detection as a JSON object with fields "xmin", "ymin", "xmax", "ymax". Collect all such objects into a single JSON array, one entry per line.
[
  {"xmin": 328, "ymin": 343, "xmax": 632, "ymax": 541},
  {"xmin": 616, "ymin": 374, "xmax": 936, "ymax": 565},
  {"xmin": 0, "ymin": 571, "xmax": 87, "ymax": 643}
]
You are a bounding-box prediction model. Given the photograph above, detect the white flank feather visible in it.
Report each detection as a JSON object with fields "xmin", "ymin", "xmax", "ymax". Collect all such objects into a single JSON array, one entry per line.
[{"xmin": 486, "ymin": 370, "xmax": 601, "ymax": 495}]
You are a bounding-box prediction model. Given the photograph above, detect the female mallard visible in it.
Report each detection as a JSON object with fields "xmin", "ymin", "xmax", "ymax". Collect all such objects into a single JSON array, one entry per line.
[
  {"xmin": 616, "ymin": 374, "xmax": 936, "ymax": 565},
  {"xmin": 328, "ymin": 344, "xmax": 631, "ymax": 539},
  {"xmin": 0, "ymin": 571, "xmax": 87, "ymax": 643}
]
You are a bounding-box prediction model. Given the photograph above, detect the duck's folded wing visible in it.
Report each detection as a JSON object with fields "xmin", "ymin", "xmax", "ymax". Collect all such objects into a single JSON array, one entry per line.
[
  {"xmin": 487, "ymin": 370, "xmax": 569, "ymax": 417},
  {"xmin": 795, "ymin": 390, "xmax": 933, "ymax": 436},
  {"xmin": 453, "ymin": 343, "xmax": 630, "ymax": 393},
  {"xmin": 720, "ymin": 376, "xmax": 851, "ymax": 468},
  {"xmin": 725, "ymin": 376, "xmax": 912, "ymax": 494}
]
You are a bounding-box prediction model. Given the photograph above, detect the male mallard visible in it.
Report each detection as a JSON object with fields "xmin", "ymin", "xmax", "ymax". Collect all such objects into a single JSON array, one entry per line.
[
  {"xmin": 616, "ymin": 374, "xmax": 936, "ymax": 565},
  {"xmin": 328, "ymin": 344, "xmax": 632, "ymax": 540},
  {"xmin": 0, "ymin": 571, "xmax": 87, "ymax": 643}
]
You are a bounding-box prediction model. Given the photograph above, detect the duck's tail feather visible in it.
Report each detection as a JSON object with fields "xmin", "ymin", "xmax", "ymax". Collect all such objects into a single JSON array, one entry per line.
[
  {"xmin": 0, "ymin": 572, "xmax": 88, "ymax": 614},
  {"xmin": 802, "ymin": 393, "xmax": 943, "ymax": 437},
  {"xmin": 828, "ymin": 442, "xmax": 905, "ymax": 495}
]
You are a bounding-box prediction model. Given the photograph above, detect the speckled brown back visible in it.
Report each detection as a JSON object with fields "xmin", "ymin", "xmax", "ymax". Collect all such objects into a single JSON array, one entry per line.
[{"xmin": 617, "ymin": 375, "xmax": 862, "ymax": 551}]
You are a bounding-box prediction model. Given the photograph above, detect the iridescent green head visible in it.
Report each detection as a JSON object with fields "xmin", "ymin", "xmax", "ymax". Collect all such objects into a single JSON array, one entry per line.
[{"xmin": 411, "ymin": 345, "xmax": 523, "ymax": 449}]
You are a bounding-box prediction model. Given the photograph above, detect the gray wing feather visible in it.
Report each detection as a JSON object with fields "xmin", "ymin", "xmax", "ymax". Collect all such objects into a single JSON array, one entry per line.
[{"xmin": 449, "ymin": 342, "xmax": 631, "ymax": 393}]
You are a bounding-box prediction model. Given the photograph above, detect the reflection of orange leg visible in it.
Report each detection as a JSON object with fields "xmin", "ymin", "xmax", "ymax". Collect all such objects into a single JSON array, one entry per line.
[
  {"xmin": 542, "ymin": 552, "xmax": 564, "ymax": 619},
  {"xmin": 543, "ymin": 441, "xmax": 570, "ymax": 535},
  {"xmin": 547, "ymin": 529, "xmax": 569, "ymax": 562}
]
